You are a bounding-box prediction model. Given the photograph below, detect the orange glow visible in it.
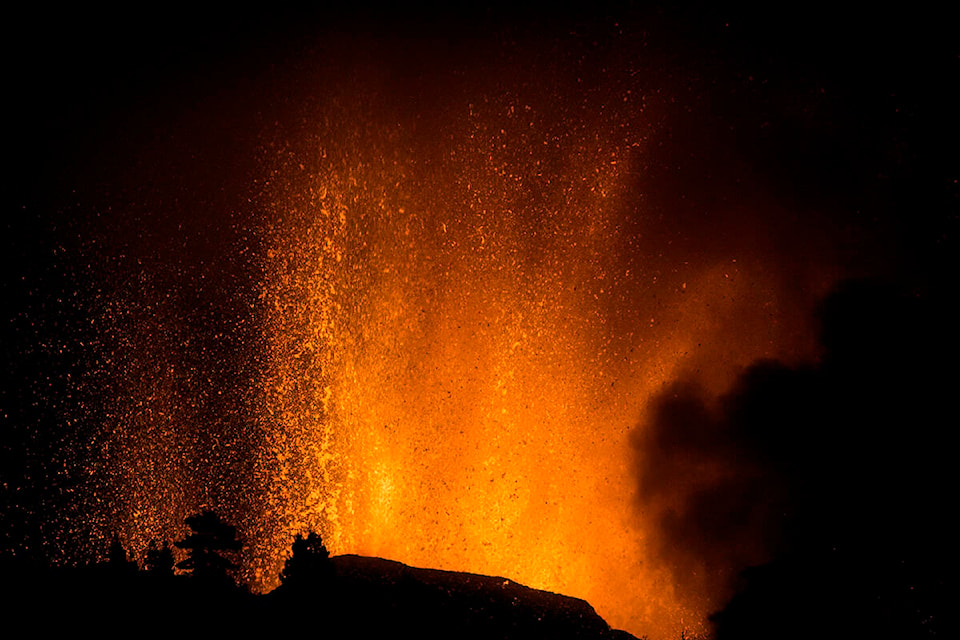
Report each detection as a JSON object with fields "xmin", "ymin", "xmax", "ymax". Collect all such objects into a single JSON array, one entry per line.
[
  {"xmin": 69, "ymin": 38, "xmax": 845, "ymax": 638},
  {"xmin": 249, "ymin": 74, "xmax": 824, "ymax": 638}
]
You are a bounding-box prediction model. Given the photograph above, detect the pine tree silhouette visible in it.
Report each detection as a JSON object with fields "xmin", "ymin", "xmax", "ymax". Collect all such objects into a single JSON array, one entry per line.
[{"xmin": 175, "ymin": 511, "xmax": 241, "ymax": 587}]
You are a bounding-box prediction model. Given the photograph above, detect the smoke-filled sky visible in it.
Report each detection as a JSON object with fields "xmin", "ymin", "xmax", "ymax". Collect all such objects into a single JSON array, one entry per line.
[{"xmin": 2, "ymin": 5, "xmax": 956, "ymax": 638}]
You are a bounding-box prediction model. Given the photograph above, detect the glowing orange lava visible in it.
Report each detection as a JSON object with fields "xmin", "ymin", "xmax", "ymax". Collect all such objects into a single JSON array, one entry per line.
[
  {"xmin": 73, "ymin": 33, "xmax": 846, "ymax": 638},
  {"xmin": 251, "ymin": 71, "xmax": 822, "ymax": 638}
]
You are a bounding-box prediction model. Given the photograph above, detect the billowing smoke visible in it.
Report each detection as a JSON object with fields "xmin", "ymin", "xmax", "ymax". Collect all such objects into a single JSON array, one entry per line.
[{"xmin": 632, "ymin": 280, "xmax": 954, "ymax": 636}]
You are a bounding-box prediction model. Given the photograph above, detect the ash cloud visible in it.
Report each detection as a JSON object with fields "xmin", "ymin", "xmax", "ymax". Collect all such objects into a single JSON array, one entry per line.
[{"xmin": 632, "ymin": 279, "xmax": 954, "ymax": 637}]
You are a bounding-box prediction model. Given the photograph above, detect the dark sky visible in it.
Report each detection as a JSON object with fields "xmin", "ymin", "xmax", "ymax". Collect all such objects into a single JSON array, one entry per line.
[{"xmin": 4, "ymin": 4, "xmax": 957, "ymax": 279}]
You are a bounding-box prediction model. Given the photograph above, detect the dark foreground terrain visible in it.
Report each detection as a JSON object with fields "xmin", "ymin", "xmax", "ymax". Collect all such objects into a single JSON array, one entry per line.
[{"xmin": 1, "ymin": 553, "xmax": 636, "ymax": 639}]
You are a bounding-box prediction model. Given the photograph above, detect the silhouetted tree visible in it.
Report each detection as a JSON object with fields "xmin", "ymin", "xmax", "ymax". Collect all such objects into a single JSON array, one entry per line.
[
  {"xmin": 144, "ymin": 539, "xmax": 175, "ymax": 576},
  {"xmin": 109, "ymin": 536, "xmax": 128, "ymax": 564},
  {"xmin": 107, "ymin": 535, "xmax": 137, "ymax": 575},
  {"xmin": 175, "ymin": 511, "xmax": 241, "ymax": 587},
  {"xmin": 280, "ymin": 532, "xmax": 335, "ymax": 591}
]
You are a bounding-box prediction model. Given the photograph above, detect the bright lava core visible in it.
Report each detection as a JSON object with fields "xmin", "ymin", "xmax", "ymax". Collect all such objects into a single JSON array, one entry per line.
[{"xmin": 253, "ymin": 77, "xmax": 810, "ymax": 638}]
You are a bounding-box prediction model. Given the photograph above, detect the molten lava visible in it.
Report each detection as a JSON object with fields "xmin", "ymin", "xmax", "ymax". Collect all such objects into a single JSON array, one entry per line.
[{"xmin": 250, "ymin": 69, "xmax": 824, "ymax": 637}]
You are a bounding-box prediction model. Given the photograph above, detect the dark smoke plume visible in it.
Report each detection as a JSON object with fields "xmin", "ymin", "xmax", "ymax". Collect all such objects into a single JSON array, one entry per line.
[{"xmin": 633, "ymin": 279, "xmax": 954, "ymax": 638}]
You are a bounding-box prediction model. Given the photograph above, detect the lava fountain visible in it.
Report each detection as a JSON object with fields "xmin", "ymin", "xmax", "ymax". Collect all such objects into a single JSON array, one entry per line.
[
  {"xmin": 5, "ymin": 8, "xmax": 932, "ymax": 639},
  {"xmin": 34, "ymin": 24, "xmax": 853, "ymax": 640},
  {"xmin": 251, "ymin": 53, "xmax": 828, "ymax": 637}
]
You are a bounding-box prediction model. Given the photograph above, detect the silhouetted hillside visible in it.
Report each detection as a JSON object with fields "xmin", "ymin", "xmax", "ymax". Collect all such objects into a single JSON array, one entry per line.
[
  {"xmin": 268, "ymin": 554, "xmax": 636, "ymax": 640},
  {"xmin": 3, "ymin": 552, "xmax": 635, "ymax": 639}
]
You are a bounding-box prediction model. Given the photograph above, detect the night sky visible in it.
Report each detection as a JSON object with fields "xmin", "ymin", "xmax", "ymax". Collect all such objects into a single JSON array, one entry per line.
[{"xmin": 2, "ymin": 5, "xmax": 957, "ymax": 638}]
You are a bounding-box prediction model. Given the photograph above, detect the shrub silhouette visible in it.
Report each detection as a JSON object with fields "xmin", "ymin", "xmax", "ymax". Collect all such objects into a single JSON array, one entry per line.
[
  {"xmin": 280, "ymin": 532, "xmax": 334, "ymax": 592},
  {"xmin": 106, "ymin": 535, "xmax": 137, "ymax": 578},
  {"xmin": 144, "ymin": 539, "xmax": 175, "ymax": 576}
]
